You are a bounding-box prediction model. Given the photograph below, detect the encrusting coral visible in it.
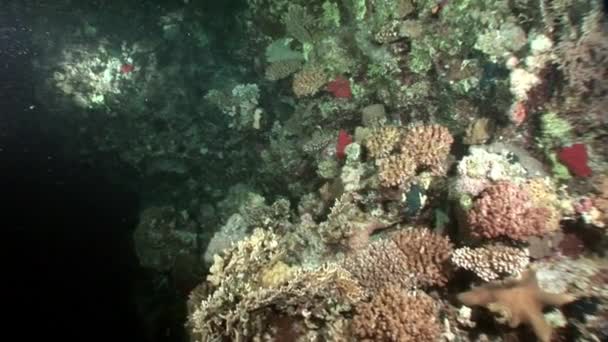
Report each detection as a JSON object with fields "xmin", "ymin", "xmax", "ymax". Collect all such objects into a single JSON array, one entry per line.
[
  {"xmin": 457, "ymin": 269, "xmax": 576, "ymax": 342},
  {"xmin": 352, "ymin": 286, "xmax": 442, "ymax": 342}
]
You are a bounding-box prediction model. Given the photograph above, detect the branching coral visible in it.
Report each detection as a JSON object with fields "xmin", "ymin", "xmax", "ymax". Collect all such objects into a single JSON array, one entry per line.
[
  {"xmin": 206, "ymin": 228, "xmax": 283, "ymax": 289},
  {"xmin": 391, "ymin": 227, "xmax": 454, "ymax": 287},
  {"xmin": 342, "ymin": 238, "xmax": 418, "ymax": 295},
  {"xmin": 342, "ymin": 227, "xmax": 453, "ymax": 294},
  {"xmin": 467, "ymin": 181, "xmax": 552, "ymax": 241},
  {"xmin": 363, "ymin": 125, "xmax": 403, "ymax": 159},
  {"xmin": 352, "ymin": 286, "xmax": 442, "ymax": 341},
  {"xmin": 189, "ymin": 227, "xmax": 366, "ymax": 341},
  {"xmin": 451, "ymin": 245, "xmax": 530, "ymax": 281},
  {"xmin": 292, "ymin": 66, "xmax": 328, "ymax": 97},
  {"xmin": 400, "ymin": 124, "xmax": 454, "ymax": 175},
  {"xmin": 376, "ymin": 153, "xmax": 417, "ymax": 187},
  {"xmin": 318, "ymin": 192, "xmax": 394, "ymax": 250},
  {"xmin": 525, "ymin": 177, "xmax": 564, "ymax": 232},
  {"xmin": 366, "ymin": 124, "xmax": 454, "ymax": 188},
  {"xmin": 265, "ymin": 59, "xmax": 303, "ymax": 81}
]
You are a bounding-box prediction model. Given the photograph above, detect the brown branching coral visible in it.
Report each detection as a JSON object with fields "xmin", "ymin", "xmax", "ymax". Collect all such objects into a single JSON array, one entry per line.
[
  {"xmin": 451, "ymin": 245, "xmax": 530, "ymax": 281},
  {"xmin": 467, "ymin": 181, "xmax": 552, "ymax": 241},
  {"xmin": 369, "ymin": 124, "xmax": 454, "ymax": 188},
  {"xmin": 342, "ymin": 239, "xmax": 417, "ymax": 295},
  {"xmin": 352, "ymin": 286, "xmax": 442, "ymax": 342},
  {"xmin": 400, "ymin": 124, "xmax": 454, "ymax": 176},
  {"xmin": 391, "ymin": 227, "xmax": 454, "ymax": 287},
  {"xmin": 376, "ymin": 153, "xmax": 417, "ymax": 187},
  {"xmin": 364, "ymin": 125, "xmax": 403, "ymax": 159},
  {"xmin": 292, "ymin": 66, "xmax": 327, "ymax": 97}
]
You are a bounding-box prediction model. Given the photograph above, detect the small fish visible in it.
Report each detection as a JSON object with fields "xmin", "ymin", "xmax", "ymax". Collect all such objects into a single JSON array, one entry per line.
[{"xmin": 431, "ymin": 0, "xmax": 449, "ymax": 16}]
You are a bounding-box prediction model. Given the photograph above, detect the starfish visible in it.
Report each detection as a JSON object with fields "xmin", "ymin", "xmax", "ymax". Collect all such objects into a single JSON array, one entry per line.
[{"xmin": 457, "ymin": 269, "xmax": 576, "ymax": 342}]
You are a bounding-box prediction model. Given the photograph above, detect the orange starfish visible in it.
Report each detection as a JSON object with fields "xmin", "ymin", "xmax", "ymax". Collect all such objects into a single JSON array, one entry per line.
[{"xmin": 457, "ymin": 269, "xmax": 576, "ymax": 342}]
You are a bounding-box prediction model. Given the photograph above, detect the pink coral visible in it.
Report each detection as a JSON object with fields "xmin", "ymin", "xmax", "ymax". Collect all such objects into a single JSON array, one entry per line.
[{"xmin": 467, "ymin": 182, "xmax": 550, "ymax": 241}]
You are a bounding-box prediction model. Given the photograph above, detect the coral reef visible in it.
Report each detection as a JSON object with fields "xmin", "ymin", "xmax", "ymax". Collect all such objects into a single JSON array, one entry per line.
[
  {"xmin": 341, "ymin": 238, "xmax": 417, "ymax": 295},
  {"xmin": 451, "ymin": 245, "xmax": 530, "ymax": 281},
  {"xmin": 24, "ymin": 0, "xmax": 608, "ymax": 340},
  {"xmin": 352, "ymin": 286, "xmax": 442, "ymax": 342},
  {"xmin": 366, "ymin": 124, "xmax": 454, "ymax": 189},
  {"xmin": 467, "ymin": 181, "xmax": 554, "ymax": 241},
  {"xmin": 391, "ymin": 227, "xmax": 453, "ymax": 287}
]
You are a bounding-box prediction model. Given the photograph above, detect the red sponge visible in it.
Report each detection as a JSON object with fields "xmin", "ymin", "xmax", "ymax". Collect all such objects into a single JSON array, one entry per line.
[{"xmin": 557, "ymin": 143, "xmax": 592, "ymax": 177}]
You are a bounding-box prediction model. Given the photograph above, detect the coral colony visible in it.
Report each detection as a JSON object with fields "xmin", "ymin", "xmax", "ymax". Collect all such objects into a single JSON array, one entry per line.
[{"xmin": 33, "ymin": 0, "xmax": 608, "ymax": 341}]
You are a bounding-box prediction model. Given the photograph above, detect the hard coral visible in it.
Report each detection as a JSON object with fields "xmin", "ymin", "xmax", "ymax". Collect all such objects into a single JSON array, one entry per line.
[
  {"xmin": 189, "ymin": 260, "xmax": 364, "ymax": 342},
  {"xmin": 376, "ymin": 153, "xmax": 417, "ymax": 187},
  {"xmin": 352, "ymin": 286, "xmax": 441, "ymax": 342},
  {"xmin": 292, "ymin": 66, "xmax": 327, "ymax": 97},
  {"xmin": 391, "ymin": 227, "xmax": 454, "ymax": 287},
  {"xmin": 342, "ymin": 238, "xmax": 417, "ymax": 295},
  {"xmin": 371, "ymin": 124, "xmax": 454, "ymax": 188},
  {"xmin": 400, "ymin": 124, "xmax": 454, "ymax": 176},
  {"xmin": 467, "ymin": 181, "xmax": 551, "ymax": 241},
  {"xmin": 451, "ymin": 245, "xmax": 530, "ymax": 281},
  {"xmin": 318, "ymin": 192, "xmax": 393, "ymax": 250},
  {"xmin": 364, "ymin": 125, "xmax": 403, "ymax": 158}
]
